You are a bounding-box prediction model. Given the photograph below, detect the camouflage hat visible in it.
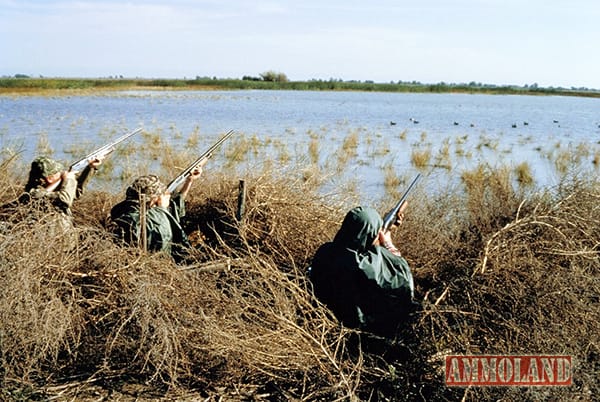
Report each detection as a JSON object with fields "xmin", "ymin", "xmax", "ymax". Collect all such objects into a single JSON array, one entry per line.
[
  {"xmin": 30, "ymin": 156, "xmax": 64, "ymax": 178},
  {"xmin": 126, "ymin": 175, "xmax": 166, "ymax": 200}
]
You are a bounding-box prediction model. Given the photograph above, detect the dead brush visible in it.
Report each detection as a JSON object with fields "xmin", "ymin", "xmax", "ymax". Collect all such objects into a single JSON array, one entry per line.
[
  {"xmin": 1, "ymin": 152, "xmax": 599, "ymax": 401},
  {"xmin": 460, "ymin": 163, "xmax": 523, "ymax": 237},
  {"xmin": 0, "ymin": 209, "xmax": 366, "ymax": 400},
  {"xmin": 0, "ymin": 216, "xmax": 85, "ymax": 384},
  {"xmin": 0, "ymin": 163, "xmax": 367, "ymax": 400},
  {"xmin": 413, "ymin": 178, "xmax": 600, "ymax": 401},
  {"xmin": 183, "ymin": 170, "xmax": 353, "ymax": 270}
]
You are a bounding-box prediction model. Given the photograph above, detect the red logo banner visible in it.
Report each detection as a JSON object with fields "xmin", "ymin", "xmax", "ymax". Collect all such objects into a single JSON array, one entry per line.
[{"xmin": 445, "ymin": 355, "xmax": 572, "ymax": 386}]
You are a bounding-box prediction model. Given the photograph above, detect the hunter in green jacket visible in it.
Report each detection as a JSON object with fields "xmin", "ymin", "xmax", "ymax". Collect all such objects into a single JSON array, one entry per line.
[
  {"xmin": 110, "ymin": 169, "xmax": 201, "ymax": 261},
  {"xmin": 309, "ymin": 205, "xmax": 417, "ymax": 336}
]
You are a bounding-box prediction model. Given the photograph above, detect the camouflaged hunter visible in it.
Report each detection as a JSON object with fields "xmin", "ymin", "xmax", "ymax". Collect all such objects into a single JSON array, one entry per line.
[{"xmin": 110, "ymin": 174, "xmax": 193, "ymax": 262}]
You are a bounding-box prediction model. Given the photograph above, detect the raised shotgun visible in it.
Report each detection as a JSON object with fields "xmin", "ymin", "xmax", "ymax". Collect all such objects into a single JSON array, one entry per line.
[
  {"xmin": 381, "ymin": 173, "xmax": 422, "ymax": 232},
  {"xmin": 166, "ymin": 130, "xmax": 234, "ymax": 194},
  {"xmin": 46, "ymin": 127, "xmax": 142, "ymax": 192},
  {"xmin": 70, "ymin": 127, "xmax": 142, "ymax": 173}
]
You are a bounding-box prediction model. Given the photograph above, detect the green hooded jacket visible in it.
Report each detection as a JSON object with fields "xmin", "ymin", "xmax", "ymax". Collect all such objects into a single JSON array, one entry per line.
[{"xmin": 309, "ymin": 206, "xmax": 415, "ymax": 334}]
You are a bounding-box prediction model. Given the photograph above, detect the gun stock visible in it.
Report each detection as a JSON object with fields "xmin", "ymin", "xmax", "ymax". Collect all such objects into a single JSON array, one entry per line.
[
  {"xmin": 166, "ymin": 130, "xmax": 234, "ymax": 194},
  {"xmin": 382, "ymin": 173, "xmax": 421, "ymax": 232}
]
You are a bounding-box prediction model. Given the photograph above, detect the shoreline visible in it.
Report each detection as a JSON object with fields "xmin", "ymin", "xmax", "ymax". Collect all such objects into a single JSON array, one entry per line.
[{"xmin": 2, "ymin": 77, "xmax": 600, "ymax": 98}]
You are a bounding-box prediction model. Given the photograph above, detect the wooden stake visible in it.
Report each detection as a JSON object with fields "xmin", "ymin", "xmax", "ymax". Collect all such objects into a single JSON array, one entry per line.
[
  {"xmin": 236, "ymin": 179, "xmax": 246, "ymax": 222},
  {"xmin": 139, "ymin": 194, "xmax": 147, "ymax": 252}
]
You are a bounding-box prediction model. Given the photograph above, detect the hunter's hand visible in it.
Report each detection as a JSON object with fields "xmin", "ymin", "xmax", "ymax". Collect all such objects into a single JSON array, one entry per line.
[
  {"xmin": 392, "ymin": 201, "xmax": 409, "ymax": 228},
  {"xmin": 189, "ymin": 166, "xmax": 203, "ymax": 180},
  {"xmin": 377, "ymin": 227, "xmax": 402, "ymax": 256},
  {"xmin": 190, "ymin": 158, "xmax": 208, "ymax": 179},
  {"xmin": 377, "ymin": 229, "xmax": 394, "ymax": 246},
  {"xmin": 183, "ymin": 167, "xmax": 202, "ymax": 189},
  {"xmin": 179, "ymin": 166, "xmax": 203, "ymax": 199},
  {"xmin": 89, "ymin": 155, "xmax": 105, "ymax": 169}
]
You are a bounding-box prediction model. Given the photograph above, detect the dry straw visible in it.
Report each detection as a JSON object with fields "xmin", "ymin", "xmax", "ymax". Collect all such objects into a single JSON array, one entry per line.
[{"xmin": 0, "ymin": 154, "xmax": 598, "ymax": 401}]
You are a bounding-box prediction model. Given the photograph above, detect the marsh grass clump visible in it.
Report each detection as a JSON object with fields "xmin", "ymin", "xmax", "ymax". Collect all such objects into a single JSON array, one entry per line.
[
  {"xmin": 554, "ymin": 149, "xmax": 573, "ymax": 175},
  {"xmin": 411, "ymin": 147, "xmax": 431, "ymax": 169},
  {"xmin": 335, "ymin": 131, "xmax": 360, "ymax": 171},
  {"xmin": 382, "ymin": 162, "xmax": 403, "ymax": 197},
  {"xmin": 476, "ymin": 133, "xmax": 499, "ymax": 151},
  {"xmin": 224, "ymin": 135, "xmax": 254, "ymax": 165},
  {"xmin": 368, "ymin": 139, "xmax": 391, "ymax": 158},
  {"xmin": 547, "ymin": 143, "xmax": 597, "ymax": 178},
  {"xmin": 0, "ymin": 153, "xmax": 598, "ymax": 401},
  {"xmin": 185, "ymin": 126, "xmax": 201, "ymax": 148},
  {"xmin": 341, "ymin": 130, "xmax": 359, "ymax": 156},
  {"xmin": 273, "ymin": 139, "xmax": 291, "ymax": 163},
  {"xmin": 460, "ymin": 163, "xmax": 520, "ymax": 235},
  {"xmin": 433, "ymin": 139, "xmax": 452, "ymax": 169},
  {"xmin": 141, "ymin": 129, "xmax": 163, "ymax": 154},
  {"xmin": 514, "ymin": 161, "xmax": 535, "ymax": 186},
  {"xmin": 35, "ymin": 132, "xmax": 54, "ymax": 156},
  {"xmin": 308, "ymin": 137, "xmax": 320, "ymax": 164}
]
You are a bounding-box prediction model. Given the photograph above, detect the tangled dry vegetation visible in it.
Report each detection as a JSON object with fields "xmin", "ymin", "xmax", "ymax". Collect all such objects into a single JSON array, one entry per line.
[{"xmin": 0, "ymin": 156, "xmax": 598, "ymax": 401}]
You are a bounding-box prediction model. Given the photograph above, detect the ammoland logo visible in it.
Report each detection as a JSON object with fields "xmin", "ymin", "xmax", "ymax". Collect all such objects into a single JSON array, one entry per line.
[{"xmin": 445, "ymin": 355, "xmax": 572, "ymax": 386}]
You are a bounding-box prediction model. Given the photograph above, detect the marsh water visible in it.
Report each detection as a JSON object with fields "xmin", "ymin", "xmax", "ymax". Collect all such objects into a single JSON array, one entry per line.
[{"xmin": 1, "ymin": 90, "xmax": 599, "ymax": 200}]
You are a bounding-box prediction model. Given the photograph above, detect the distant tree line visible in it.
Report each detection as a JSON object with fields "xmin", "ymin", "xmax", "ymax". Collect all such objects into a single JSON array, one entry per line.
[{"xmin": 1, "ymin": 72, "xmax": 599, "ymax": 97}]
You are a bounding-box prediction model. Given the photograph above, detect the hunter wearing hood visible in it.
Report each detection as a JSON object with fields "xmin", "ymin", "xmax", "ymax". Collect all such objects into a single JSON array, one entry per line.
[{"xmin": 309, "ymin": 205, "xmax": 417, "ymax": 336}]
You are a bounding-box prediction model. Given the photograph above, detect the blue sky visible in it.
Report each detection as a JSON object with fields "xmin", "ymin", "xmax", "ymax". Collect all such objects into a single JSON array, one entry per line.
[{"xmin": 1, "ymin": 0, "xmax": 599, "ymax": 88}]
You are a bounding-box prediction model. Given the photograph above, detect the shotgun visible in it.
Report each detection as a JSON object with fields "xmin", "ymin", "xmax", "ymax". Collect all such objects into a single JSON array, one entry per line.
[
  {"xmin": 70, "ymin": 127, "xmax": 142, "ymax": 173},
  {"xmin": 46, "ymin": 127, "xmax": 142, "ymax": 192},
  {"xmin": 166, "ymin": 130, "xmax": 234, "ymax": 194},
  {"xmin": 382, "ymin": 173, "xmax": 421, "ymax": 232}
]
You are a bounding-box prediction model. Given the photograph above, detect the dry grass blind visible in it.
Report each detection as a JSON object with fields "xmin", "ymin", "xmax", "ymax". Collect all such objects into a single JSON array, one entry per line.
[{"xmin": 0, "ymin": 157, "xmax": 598, "ymax": 401}]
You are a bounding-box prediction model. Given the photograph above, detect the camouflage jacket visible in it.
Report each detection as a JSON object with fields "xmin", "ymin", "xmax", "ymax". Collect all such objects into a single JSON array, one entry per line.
[
  {"xmin": 1, "ymin": 166, "xmax": 96, "ymax": 246},
  {"xmin": 17, "ymin": 164, "xmax": 96, "ymax": 216},
  {"xmin": 109, "ymin": 194, "xmax": 191, "ymax": 260}
]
